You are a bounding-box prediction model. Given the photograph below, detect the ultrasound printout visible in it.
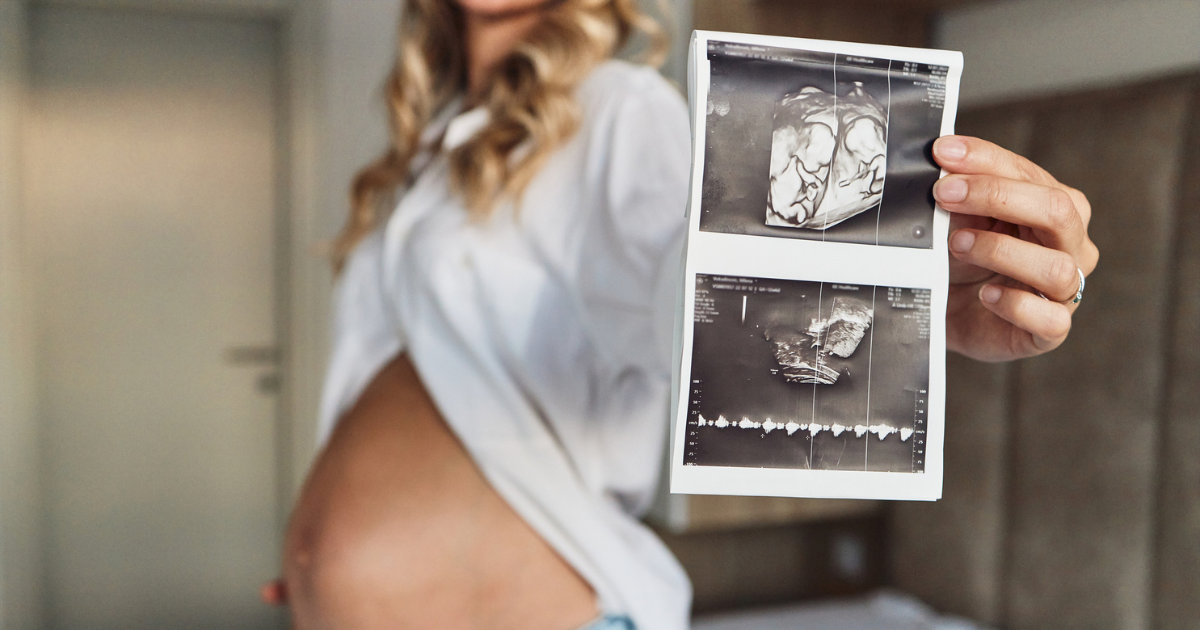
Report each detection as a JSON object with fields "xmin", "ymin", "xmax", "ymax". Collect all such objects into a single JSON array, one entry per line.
[{"xmin": 670, "ymin": 32, "xmax": 961, "ymax": 501}]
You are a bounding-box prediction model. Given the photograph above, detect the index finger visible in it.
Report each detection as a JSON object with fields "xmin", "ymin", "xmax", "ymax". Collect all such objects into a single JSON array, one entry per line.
[{"xmin": 934, "ymin": 135, "xmax": 1059, "ymax": 188}]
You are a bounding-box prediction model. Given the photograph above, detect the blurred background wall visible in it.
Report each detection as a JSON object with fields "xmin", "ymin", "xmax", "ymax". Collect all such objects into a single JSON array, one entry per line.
[{"xmin": 0, "ymin": 1, "xmax": 1197, "ymax": 629}]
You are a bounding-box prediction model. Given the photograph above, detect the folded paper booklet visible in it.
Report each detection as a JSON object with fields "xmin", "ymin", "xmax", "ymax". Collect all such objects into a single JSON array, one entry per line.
[{"xmin": 669, "ymin": 31, "xmax": 963, "ymax": 501}]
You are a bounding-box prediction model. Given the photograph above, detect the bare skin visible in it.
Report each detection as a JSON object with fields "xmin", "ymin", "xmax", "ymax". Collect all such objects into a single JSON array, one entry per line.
[{"xmin": 271, "ymin": 354, "xmax": 597, "ymax": 630}]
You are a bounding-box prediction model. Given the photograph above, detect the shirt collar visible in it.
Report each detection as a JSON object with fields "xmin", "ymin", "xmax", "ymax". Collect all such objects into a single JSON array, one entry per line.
[{"xmin": 442, "ymin": 105, "xmax": 490, "ymax": 151}]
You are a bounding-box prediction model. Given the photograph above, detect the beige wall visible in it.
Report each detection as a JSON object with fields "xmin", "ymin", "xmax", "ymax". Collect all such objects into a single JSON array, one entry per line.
[
  {"xmin": 274, "ymin": 0, "xmax": 402, "ymax": 499},
  {"xmin": 0, "ymin": 1, "xmax": 44, "ymax": 628},
  {"xmin": 318, "ymin": 0, "xmax": 398, "ymax": 246},
  {"xmin": 937, "ymin": 0, "xmax": 1200, "ymax": 106}
]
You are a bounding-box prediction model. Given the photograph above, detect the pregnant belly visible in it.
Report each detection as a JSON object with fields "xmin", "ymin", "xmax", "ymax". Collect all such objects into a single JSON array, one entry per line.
[{"xmin": 283, "ymin": 354, "xmax": 597, "ymax": 630}]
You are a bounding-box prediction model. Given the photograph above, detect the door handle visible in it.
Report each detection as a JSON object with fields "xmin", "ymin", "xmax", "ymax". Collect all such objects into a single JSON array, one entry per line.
[
  {"xmin": 224, "ymin": 345, "xmax": 280, "ymax": 365},
  {"xmin": 256, "ymin": 372, "xmax": 282, "ymax": 394}
]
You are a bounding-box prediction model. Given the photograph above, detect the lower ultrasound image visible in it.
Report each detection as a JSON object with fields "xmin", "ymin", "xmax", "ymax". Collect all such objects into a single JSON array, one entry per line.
[{"xmin": 683, "ymin": 274, "xmax": 930, "ymax": 473}]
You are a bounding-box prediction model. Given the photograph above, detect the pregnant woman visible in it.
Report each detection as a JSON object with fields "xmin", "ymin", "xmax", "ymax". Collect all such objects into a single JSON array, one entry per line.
[{"xmin": 262, "ymin": 1, "xmax": 1100, "ymax": 628}]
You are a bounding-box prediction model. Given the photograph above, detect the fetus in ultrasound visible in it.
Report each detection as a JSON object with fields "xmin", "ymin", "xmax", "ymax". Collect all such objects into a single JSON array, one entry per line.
[
  {"xmin": 767, "ymin": 83, "xmax": 887, "ymax": 229},
  {"xmin": 764, "ymin": 297, "xmax": 874, "ymax": 386}
]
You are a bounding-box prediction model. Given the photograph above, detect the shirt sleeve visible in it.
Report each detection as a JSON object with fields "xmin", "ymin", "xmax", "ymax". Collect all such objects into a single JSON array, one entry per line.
[
  {"xmin": 316, "ymin": 229, "xmax": 405, "ymax": 445},
  {"xmin": 575, "ymin": 66, "xmax": 692, "ymax": 377}
]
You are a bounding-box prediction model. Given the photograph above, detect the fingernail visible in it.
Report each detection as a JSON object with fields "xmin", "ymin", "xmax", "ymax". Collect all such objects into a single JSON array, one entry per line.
[
  {"xmin": 936, "ymin": 137, "xmax": 967, "ymax": 160},
  {"xmin": 950, "ymin": 230, "xmax": 975, "ymax": 253},
  {"xmin": 981, "ymin": 285, "xmax": 1002, "ymax": 304},
  {"xmin": 935, "ymin": 177, "xmax": 968, "ymax": 203}
]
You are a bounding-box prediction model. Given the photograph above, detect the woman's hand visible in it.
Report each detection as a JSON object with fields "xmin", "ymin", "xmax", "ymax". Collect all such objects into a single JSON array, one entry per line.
[{"xmin": 934, "ymin": 136, "xmax": 1099, "ymax": 362}]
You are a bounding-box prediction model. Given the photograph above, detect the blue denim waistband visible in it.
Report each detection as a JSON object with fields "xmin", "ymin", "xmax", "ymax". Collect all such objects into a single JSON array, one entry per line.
[{"xmin": 579, "ymin": 614, "xmax": 636, "ymax": 630}]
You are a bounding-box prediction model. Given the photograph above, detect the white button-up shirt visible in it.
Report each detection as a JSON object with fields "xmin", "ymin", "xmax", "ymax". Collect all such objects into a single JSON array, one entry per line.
[{"xmin": 317, "ymin": 60, "xmax": 694, "ymax": 630}]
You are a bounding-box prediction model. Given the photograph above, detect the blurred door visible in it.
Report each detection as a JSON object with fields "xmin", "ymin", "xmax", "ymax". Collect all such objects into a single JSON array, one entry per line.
[{"xmin": 25, "ymin": 6, "xmax": 285, "ymax": 629}]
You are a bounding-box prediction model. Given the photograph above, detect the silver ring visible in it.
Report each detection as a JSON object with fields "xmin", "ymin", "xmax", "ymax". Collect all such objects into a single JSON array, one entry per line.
[{"xmin": 1040, "ymin": 268, "xmax": 1085, "ymax": 305}]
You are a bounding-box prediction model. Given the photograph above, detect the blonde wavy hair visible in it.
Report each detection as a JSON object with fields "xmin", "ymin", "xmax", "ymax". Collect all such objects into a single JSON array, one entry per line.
[{"xmin": 332, "ymin": 0, "xmax": 668, "ymax": 271}]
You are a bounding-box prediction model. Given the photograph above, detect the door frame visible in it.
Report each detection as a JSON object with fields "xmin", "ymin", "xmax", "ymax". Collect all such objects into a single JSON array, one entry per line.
[{"xmin": 0, "ymin": 1, "xmax": 329, "ymax": 627}]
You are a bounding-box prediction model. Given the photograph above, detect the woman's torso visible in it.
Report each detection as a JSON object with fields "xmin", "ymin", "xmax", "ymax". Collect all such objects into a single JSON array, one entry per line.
[{"xmin": 314, "ymin": 60, "xmax": 695, "ymax": 630}]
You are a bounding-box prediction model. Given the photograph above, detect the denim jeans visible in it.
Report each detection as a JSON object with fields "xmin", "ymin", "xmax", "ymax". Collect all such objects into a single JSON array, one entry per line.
[{"xmin": 579, "ymin": 615, "xmax": 636, "ymax": 630}]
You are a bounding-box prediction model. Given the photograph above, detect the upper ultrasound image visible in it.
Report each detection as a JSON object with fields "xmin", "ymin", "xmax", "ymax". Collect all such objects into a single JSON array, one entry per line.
[{"xmin": 701, "ymin": 41, "xmax": 949, "ymax": 248}]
